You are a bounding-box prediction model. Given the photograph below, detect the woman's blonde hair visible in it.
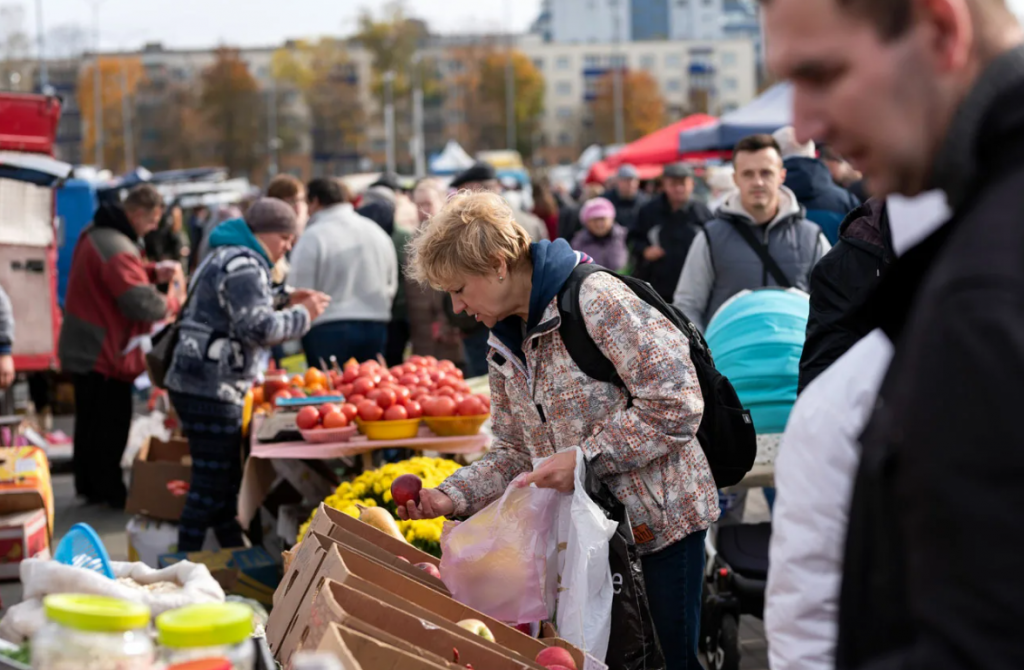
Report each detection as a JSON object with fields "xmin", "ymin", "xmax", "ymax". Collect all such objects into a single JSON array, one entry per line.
[{"xmin": 408, "ymin": 190, "xmax": 532, "ymax": 290}]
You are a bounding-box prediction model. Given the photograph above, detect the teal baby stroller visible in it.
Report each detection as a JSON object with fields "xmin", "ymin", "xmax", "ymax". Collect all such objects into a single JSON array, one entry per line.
[{"xmin": 699, "ymin": 287, "xmax": 809, "ymax": 670}]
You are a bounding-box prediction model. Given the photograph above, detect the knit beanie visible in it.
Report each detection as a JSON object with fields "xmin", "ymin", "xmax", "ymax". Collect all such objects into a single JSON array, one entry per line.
[
  {"xmin": 580, "ymin": 197, "xmax": 616, "ymax": 223},
  {"xmin": 245, "ymin": 198, "xmax": 298, "ymax": 235}
]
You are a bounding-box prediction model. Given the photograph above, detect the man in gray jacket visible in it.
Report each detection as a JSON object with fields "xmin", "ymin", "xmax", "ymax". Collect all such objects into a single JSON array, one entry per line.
[
  {"xmin": 289, "ymin": 178, "xmax": 398, "ymax": 366},
  {"xmin": 674, "ymin": 134, "xmax": 831, "ymax": 331},
  {"xmin": 0, "ymin": 285, "xmax": 14, "ymax": 388}
]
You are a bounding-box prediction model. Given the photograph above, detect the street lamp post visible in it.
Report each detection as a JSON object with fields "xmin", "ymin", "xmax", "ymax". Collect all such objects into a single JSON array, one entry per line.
[
  {"xmin": 36, "ymin": 0, "xmax": 48, "ymax": 91},
  {"xmin": 383, "ymin": 70, "xmax": 396, "ymax": 174},
  {"xmin": 505, "ymin": 1, "xmax": 517, "ymax": 152},
  {"xmin": 411, "ymin": 54, "xmax": 426, "ymax": 179},
  {"xmin": 610, "ymin": 0, "xmax": 625, "ymax": 146},
  {"xmin": 89, "ymin": 0, "xmax": 104, "ymax": 167}
]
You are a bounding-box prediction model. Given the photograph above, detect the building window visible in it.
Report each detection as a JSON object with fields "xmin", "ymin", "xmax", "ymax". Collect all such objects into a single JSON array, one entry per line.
[
  {"xmin": 610, "ymin": 54, "xmax": 627, "ymax": 68},
  {"xmin": 556, "ymin": 81, "xmax": 573, "ymax": 96},
  {"xmin": 584, "ymin": 54, "xmax": 602, "ymax": 68},
  {"xmin": 722, "ymin": 76, "xmax": 738, "ymax": 91},
  {"xmin": 557, "ymin": 106, "xmax": 574, "ymax": 119},
  {"xmin": 666, "ymin": 53, "xmax": 682, "ymax": 68},
  {"xmin": 721, "ymin": 51, "xmax": 737, "ymax": 67},
  {"xmin": 447, "ymin": 109, "xmax": 465, "ymax": 124},
  {"xmin": 666, "ymin": 79, "xmax": 682, "ymax": 92},
  {"xmin": 533, "ymin": 57, "xmax": 545, "ymax": 71},
  {"xmin": 448, "ymin": 60, "xmax": 464, "ymax": 73},
  {"xmin": 721, "ymin": 102, "xmax": 739, "ymax": 113},
  {"xmin": 556, "ymin": 55, "xmax": 571, "ymax": 70},
  {"xmin": 676, "ymin": 0, "xmax": 688, "ymax": 6},
  {"xmin": 584, "ymin": 77, "xmax": 600, "ymax": 97},
  {"xmin": 640, "ymin": 54, "xmax": 656, "ymax": 70},
  {"xmin": 558, "ymin": 131, "xmax": 573, "ymax": 146}
]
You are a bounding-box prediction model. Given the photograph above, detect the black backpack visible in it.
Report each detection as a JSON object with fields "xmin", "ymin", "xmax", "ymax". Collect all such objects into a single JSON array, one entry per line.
[{"xmin": 557, "ymin": 264, "xmax": 756, "ymax": 488}]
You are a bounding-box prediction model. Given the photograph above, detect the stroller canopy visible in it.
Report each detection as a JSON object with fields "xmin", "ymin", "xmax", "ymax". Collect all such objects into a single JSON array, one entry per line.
[{"xmin": 704, "ymin": 288, "xmax": 809, "ymax": 435}]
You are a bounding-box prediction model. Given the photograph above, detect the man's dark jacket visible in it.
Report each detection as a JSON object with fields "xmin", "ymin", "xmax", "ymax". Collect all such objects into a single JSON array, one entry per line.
[
  {"xmin": 837, "ymin": 45, "xmax": 1024, "ymax": 670},
  {"xmin": 784, "ymin": 156, "xmax": 861, "ymax": 244},
  {"xmin": 798, "ymin": 198, "xmax": 893, "ymax": 393},
  {"xmin": 630, "ymin": 194, "xmax": 713, "ymax": 301},
  {"xmin": 604, "ymin": 189, "xmax": 648, "ymax": 234}
]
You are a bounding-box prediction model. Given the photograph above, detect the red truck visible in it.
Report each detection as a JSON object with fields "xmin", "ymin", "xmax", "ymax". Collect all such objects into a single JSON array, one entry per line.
[{"xmin": 0, "ymin": 93, "xmax": 71, "ymax": 371}]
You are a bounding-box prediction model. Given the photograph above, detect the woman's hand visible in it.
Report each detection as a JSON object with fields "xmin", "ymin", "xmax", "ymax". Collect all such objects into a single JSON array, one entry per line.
[
  {"xmin": 396, "ymin": 488, "xmax": 455, "ymax": 521},
  {"xmin": 525, "ymin": 449, "xmax": 577, "ymax": 493}
]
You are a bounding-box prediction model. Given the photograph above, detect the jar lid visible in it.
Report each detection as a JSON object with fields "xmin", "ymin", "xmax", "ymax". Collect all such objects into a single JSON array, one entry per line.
[
  {"xmin": 167, "ymin": 659, "xmax": 233, "ymax": 670},
  {"xmin": 44, "ymin": 594, "xmax": 150, "ymax": 632},
  {"xmin": 156, "ymin": 603, "xmax": 253, "ymax": 648}
]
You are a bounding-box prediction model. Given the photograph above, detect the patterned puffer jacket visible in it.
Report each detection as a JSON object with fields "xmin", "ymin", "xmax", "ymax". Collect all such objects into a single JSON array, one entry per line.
[{"xmin": 437, "ymin": 271, "xmax": 720, "ymax": 555}]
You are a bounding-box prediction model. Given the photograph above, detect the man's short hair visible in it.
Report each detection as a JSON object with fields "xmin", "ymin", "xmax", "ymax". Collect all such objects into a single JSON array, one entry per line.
[
  {"xmin": 733, "ymin": 134, "xmax": 783, "ymax": 160},
  {"xmin": 306, "ymin": 178, "xmax": 349, "ymax": 207},
  {"xmin": 266, "ymin": 174, "xmax": 303, "ymax": 201},
  {"xmin": 760, "ymin": 0, "xmax": 1007, "ymax": 41},
  {"xmin": 123, "ymin": 184, "xmax": 163, "ymax": 211}
]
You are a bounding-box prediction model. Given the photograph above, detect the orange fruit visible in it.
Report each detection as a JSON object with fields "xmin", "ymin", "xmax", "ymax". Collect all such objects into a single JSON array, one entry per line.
[
  {"xmin": 290, "ymin": 375, "xmax": 305, "ymax": 388},
  {"xmin": 307, "ymin": 382, "xmax": 325, "ymax": 393},
  {"xmin": 252, "ymin": 386, "xmax": 265, "ymax": 406},
  {"xmin": 305, "ymin": 367, "xmax": 327, "ymax": 388}
]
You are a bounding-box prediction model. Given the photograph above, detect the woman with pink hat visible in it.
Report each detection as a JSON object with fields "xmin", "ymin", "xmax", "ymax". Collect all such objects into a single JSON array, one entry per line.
[{"xmin": 571, "ymin": 197, "xmax": 629, "ymax": 271}]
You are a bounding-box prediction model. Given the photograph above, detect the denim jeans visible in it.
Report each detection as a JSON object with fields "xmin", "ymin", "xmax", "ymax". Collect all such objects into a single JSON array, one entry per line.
[
  {"xmin": 302, "ymin": 320, "xmax": 388, "ymax": 368},
  {"xmin": 640, "ymin": 530, "xmax": 707, "ymax": 670}
]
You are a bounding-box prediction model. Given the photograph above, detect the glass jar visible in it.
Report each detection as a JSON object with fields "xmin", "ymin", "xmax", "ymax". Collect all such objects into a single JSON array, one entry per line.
[
  {"xmin": 32, "ymin": 594, "xmax": 154, "ymax": 670},
  {"xmin": 262, "ymin": 372, "xmax": 291, "ymax": 403},
  {"xmin": 155, "ymin": 604, "xmax": 254, "ymax": 670}
]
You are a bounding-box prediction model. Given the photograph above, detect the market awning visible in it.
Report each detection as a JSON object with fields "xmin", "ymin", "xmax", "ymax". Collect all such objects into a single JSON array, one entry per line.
[
  {"xmin": 0, "ymin": 151, "xmax": 73, "ymax": 187},
  {"xmin": 679, "ymin": 83, "xmax": 793, "ymax": 153},
  {"xmin": 607, "ymin": 114, "xmax": 718, "ymax": 168}
]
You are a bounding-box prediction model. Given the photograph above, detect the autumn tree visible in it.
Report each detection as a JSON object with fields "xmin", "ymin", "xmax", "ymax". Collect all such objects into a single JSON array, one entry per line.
[
  {"xmin": 77, "ymin": 57, "xmax": 146, "ymax": 172},
  {"xmin": 590, "ymin": 69, "xmax": 666, "ymax": 144},
  {"xmin": 199, "ymin": 47, "xmax": 264, "ymax": 178},
  {"xmin": 272, "ymin": 38, "xmax": 367, "ymax": 174},
  {"xmin": 476, "ymin": 50, "xmax": 545, "ymax": 157}
]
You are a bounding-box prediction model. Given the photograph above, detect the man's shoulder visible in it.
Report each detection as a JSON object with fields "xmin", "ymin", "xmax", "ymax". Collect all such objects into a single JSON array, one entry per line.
[{"xmin": 87, "ymin": 226, "xmax": 140, "ymax": 262}]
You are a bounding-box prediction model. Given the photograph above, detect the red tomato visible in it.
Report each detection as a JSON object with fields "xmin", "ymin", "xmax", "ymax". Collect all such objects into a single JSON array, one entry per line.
[
  {"xmin": 296, "ymin": 406, "xmax": 321, "ymax": 430},
  {"xmin": 366, "ymin": 389, "xmax": 383, "ymax": 402},
  {"xmin": 419, "ymin": 396, "xmax": 437, "ymax": 415},
  {"xmin": 272, "ymin": 389, "xmax": 292, "ymax": 403},
  {"xmin": 451, "ymin": 393, "xmax": 465, "ymax": 405},
  {"xmin": 457, "ymin": 396, "xmax": 487, "ymax": 417},
  {"xmin": 394, "ymin": 386, "xmax": 411, "ymax": 401},
  {"xmin": 338, "ymin": 383, "xmax": 355, "ymax": 398},
  {"xmin": 424, "ymin": 356, "xmax": 439, "ymax": 366},
  {"xmin": 342, "ymin": 368, "xmax": 359, "ymax": 384},
  {"xmin": 323, "ymin": 410, "xmax": 349, "ymax": 429},
  {"xmin": 451, "ymin": 368, "xmax": 465, "ymax": 380},
  {"xmin": 346, "ymin": 393, "xmax": 366, "ymax": 406},
  {"xmin": 357, "ymin": 400, "xmax": 384, "ymax": 422},
  {"xmin": 383, "ymin": 405, "xmax": 408, "ymax": 421},
  {"xmin": 477, "ymin": 394, "xmax": 491, "ymax": 410},
  {"xmin": 404, "ymin": 400, "xmax": 423, "ymax": 419},
  {"xmin": 439, "ymin": 360, "xmax": 457, "ymax": 372},
  {"xmin": 425, "ymin": 396, "xmax": 457, "ymax": 417},
  {"xmin": 408, "ymin": 356, "xmax": 425, "ymax": 367},
  {"xmin": 318, "ymin": 403, "xmax": 339, "ymax": 420},
  {"xmin": 375, "ymin": 388, "xmax": 397, "ymax": 409},
  {"xmin": 352, "ymin": 377, "xmax": 376, "ymax": 396},
  {"xmin": 405, "ymin": 362, "xmax": 420, "ymax": 373},
  {"xmin": 399, "ymin": 374, "xmax": 419, "ymax": 387},
  {"xmin": 437, "ymin": 376, "xmax": 459, "ymax": 389},
  {"xmin": 436, "ymin": 387, "xmax": 457, "ymax": 398},
  {"xmin": 339, "ymin": 403, "xmax": 359, "ymax": 422},
  {"xmin": 390, "ymin": 365, "xmax": 406, "ymax": 377},
  {"xmin": 359, "ymin": 361, "xmax": 380, "ymax": 374},
  {"xmin": 429, "ymin": 370, "xmax": 446, "ymax": 384}
]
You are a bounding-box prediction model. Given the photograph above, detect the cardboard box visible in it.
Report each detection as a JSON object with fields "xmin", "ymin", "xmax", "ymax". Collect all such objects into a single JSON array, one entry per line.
[
  {"xmin": 301, "ymin": 579, "xmax": 541, "ymax": 670},
  {"xmin": 307, "ymin": 503, "xmax": 440, "ymax": 567},
  {"xmin": 269, "ymin": 533, "xmax": 586, "ymax": 670},
  {"xmin": 0, "ymin": 508, "xmax": 48, "ymax": 579},
  {"xmin": 318, "ymin": 623, "xmax": 449, "ymax": 670},
  {"xmin": 159, "ymin": 546, "xmax": 279, "ymax": 606},
  {"xmin": 125, "ymin": 437, "xmax": 191, "ymax": 521},
  {"xmin": 310, "ymin": 624, "xmax": 362, "ymax": 670},
  {"xmin": 0, "ymin": 447, "xmax": 53, "ymax": 535}
]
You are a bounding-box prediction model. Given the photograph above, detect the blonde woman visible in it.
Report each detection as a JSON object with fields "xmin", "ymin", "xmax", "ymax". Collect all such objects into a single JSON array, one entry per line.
[{"xmin": 401, "ymin": 191, "xmax": 719, "ymax": 670}]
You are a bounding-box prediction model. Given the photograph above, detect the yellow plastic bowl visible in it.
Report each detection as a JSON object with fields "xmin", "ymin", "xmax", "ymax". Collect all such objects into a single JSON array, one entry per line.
[
  {"xmin": 422, "ymin": 414, "xmax": 490, "ymax": 437},
  {"xmin": 354, "ymin": 417, "xmax": 422, "ymax": 441}
]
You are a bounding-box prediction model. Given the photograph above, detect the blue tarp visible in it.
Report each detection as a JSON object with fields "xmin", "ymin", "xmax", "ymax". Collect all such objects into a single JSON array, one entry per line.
[
  {"xmin": 704, "ymin": 287, "xmax": 809, "ymax": 435},
  {"xmin": 679, "ymin": 82, "xmax": 793, "ymax": 153},
  {"xmin": 56, "ymin": 179, "xmax": 98, "ymax": 308}
]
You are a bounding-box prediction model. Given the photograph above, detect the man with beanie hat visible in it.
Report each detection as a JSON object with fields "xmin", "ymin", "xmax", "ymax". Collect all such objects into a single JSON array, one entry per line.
[
  {"xmin": 290, "ymin": 178, "xmax": 399, "ymax": 366},
  {"xmin": 450, "ymin": 162, "xmax": 548, "ymax": 243},
  {"xmin": 164, "ymin": 197, "xmax": 328, "ymax": 550}
]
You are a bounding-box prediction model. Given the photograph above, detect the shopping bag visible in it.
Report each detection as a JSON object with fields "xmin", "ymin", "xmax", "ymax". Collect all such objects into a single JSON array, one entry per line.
[
  {"xmin": 439, "ymin": 473, "xmax": 561, "ymax": 624},
  {"xmin": 585, "ymin": 468, "xmax": 667, "ymax": 670},
  {"xmin": 546, "ymin": 447, "xmax": 618, "ymax": 661}
]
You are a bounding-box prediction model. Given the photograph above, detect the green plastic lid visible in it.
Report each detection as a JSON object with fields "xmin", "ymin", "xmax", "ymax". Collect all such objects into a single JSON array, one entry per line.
[
  {"xmin": 43, "ymin": 594, "xmax": 151, "ymax": 632},
  {"xmin": 156, "ymin": 603, "xmax": 253, "ymax": 648}
]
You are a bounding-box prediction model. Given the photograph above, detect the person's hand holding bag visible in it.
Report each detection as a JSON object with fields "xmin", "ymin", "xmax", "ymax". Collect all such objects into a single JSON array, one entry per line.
[
  {"xmin": 524, "ymin": 449, "xmax": 577, "ymax": 492},
  {"xmin": 396, "ymin": 488, "xmax": 455, "ymax": 520}
]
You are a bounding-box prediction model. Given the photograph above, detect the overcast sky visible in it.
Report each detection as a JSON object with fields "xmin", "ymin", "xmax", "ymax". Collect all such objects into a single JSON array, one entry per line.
[
  {"xmin": 16, "ymin": 0, "xmax": 1024, "ymax": 52},
  {"xmin": 22, "ymin": 0, "xmax": 543, "ymax": 51}
]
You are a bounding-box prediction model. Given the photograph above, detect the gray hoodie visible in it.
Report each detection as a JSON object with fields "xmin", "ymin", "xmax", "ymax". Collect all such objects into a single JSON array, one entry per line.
[{"xmin": 673, "ymin": 186, "xmax": 831, "ymax": 331}]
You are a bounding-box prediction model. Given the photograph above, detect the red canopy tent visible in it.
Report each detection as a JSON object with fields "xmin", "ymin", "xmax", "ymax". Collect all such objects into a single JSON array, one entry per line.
[{"xmin": 585, "ymin": 114, "xmax": 728, "ymax": 184}]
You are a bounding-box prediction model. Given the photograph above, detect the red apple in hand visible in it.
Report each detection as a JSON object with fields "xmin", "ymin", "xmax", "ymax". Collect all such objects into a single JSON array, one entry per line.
[
  {"xmin": 415, "ymin": 562, "xmax": 441, "ymax": 580},
  {"xmin": 391, "ymin": 474, "xmax": 423, "ymax": 507}
]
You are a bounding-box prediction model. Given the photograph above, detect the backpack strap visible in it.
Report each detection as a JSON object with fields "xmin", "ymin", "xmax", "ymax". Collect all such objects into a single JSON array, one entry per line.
[
  {"xmin": 727, "ymin": 217, "xmax": 794, "ymax": 288},
  {"xmin": 557, "ymin": 264, "xmax": 624, "ymax": 389}
]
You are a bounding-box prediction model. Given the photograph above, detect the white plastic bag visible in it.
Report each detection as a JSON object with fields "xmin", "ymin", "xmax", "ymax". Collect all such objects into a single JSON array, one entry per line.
[
  {"xmin": 0, "ymin": 558, "xmax": 225, "ymax": 643},
  {"xmin": 122, "ymin": 411, "xmax": 171, "ymax": 469},
  {"xmin": 540, "ymin": 447, "xmax": 618, "ymax": 661}
]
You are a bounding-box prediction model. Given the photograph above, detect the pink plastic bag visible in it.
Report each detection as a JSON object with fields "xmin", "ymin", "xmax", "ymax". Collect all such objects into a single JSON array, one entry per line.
[{"xmin": 439, "ymin": 473, "xmax": 561, "ymax": 624}]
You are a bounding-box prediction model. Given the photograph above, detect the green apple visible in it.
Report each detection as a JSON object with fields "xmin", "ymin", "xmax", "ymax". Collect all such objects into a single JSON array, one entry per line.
[{"xmin": 457, "ymin": 619, "xmax": 495, "ymax": 643}]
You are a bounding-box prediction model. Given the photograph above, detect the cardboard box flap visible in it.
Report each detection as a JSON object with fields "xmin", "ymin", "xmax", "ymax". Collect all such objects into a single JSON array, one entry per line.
[
  {"xmin": 309, "ymin": 503, "xmax": 439, "ymax": 566},
  {"xmin": 311, "ymin": 624, "xmax": 362, "ymax": 670},
  {"xmin": 323, "ymin": 624, "xmax": 453, "ymax": 670}
]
